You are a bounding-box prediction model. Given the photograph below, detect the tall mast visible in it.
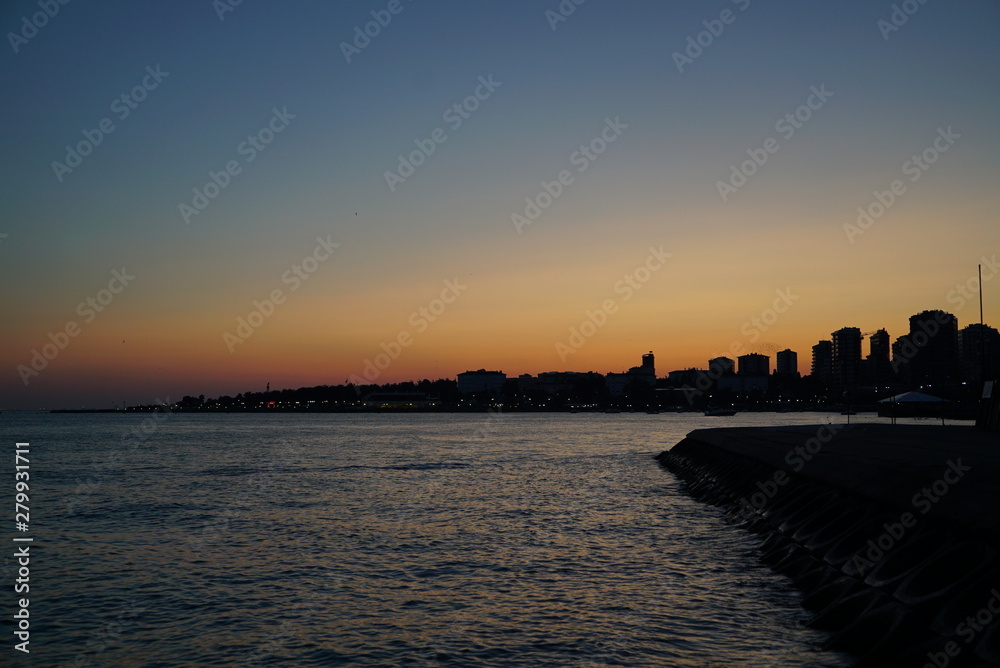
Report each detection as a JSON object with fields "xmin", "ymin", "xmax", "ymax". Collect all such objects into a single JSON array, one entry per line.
[{"xmin": 981, "ymin": 264, "xmax": 988, "ymax": 384}]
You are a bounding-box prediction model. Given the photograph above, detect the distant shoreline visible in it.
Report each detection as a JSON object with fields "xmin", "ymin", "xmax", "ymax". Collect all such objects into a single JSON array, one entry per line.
[{"xmin": 39, "ymin": 406, "xmax": 977, "ymax": 418}]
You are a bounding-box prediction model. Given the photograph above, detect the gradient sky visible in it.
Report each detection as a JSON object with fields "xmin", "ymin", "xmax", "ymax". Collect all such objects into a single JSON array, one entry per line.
[{"xmin": 2, "ymin": 0, "xmax": 999, "ymax": 408}]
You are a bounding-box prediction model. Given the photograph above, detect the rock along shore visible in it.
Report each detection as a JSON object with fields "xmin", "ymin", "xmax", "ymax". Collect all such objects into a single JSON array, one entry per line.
[{"xmin": 656, "ymin": 424, "xmax": 1000, "ymax": 667}]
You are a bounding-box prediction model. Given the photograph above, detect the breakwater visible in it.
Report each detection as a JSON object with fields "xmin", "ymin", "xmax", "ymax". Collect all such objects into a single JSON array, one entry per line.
[{"xmin": 657, "ymin": 424, "xmax": 1000, "ymax": 667}]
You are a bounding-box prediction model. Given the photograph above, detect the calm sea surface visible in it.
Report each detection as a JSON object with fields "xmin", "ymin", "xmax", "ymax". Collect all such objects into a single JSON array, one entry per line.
[{"xmin": 0, "ymin": 411, "xmax": 896, "ymax": 666}]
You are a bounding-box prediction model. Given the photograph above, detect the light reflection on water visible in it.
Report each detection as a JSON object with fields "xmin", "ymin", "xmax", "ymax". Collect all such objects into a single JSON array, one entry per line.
[{"xmin": 1, "ymin": 411, "xmax": 870, "ymax": 666}]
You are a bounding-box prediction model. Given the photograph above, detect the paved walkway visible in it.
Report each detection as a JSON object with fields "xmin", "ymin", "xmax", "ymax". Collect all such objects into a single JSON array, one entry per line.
[{"xmin": 670, "ymin": 424, "xmax": 1000, "ymax": 537}]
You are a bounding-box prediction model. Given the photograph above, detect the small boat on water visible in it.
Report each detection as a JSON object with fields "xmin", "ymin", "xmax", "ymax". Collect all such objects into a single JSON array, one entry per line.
[{"xmin": 704, "ymin": 408, "xmax": 737, "ymax": 416}]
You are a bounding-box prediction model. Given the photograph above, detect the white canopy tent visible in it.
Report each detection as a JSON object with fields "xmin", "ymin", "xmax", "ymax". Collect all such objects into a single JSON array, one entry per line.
[
  {"xmin": 878, "ymin": 391, "xmax": 949, "ymax": 403},
  {"xmin": 878, "ymin": 391, "xmax": 951, "ymax": 424}
]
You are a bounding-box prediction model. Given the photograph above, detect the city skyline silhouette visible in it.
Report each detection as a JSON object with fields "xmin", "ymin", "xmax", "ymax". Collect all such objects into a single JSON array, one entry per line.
[{"xmin": 2, "ymin": 1, "xmax": 998, "ymax": 409}]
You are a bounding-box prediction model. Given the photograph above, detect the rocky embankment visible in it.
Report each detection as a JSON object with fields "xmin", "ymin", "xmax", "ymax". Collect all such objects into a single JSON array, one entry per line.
[{"xmin": 657, "ymin": 424, "xmax": 1000, "ymax": 667}]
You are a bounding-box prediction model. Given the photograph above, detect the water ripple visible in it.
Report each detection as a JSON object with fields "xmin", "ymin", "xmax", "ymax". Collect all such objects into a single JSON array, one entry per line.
[{"xmin": 7, "ymin": 411, "xmax": 855, "ymax": 666}]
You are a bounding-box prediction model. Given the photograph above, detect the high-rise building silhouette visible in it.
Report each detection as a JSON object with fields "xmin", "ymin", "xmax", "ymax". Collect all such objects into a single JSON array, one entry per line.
[
  {"xmin": 776, "ymin": 349, "xmax": 798, "ymax": 376},
  {"xmin": 870, "ymin": 329, "xmax": 890, "ymax": 361},
  {"xmin": 812, "ymin": 340, "xmax": 833, "ymax": 387},
  {"xmin": 866, "ymin": 328, "xmax": 892, "ymax": 386},
  {"xmin": 907, "ymin": 310, "xmax": 959, "ymax": 387},
  {"xmin": 959, "ymin": 323, "xmax": 1000, "ymax": 385},
  {"xmin": 891, "ymin": 335, "xmax": 913, "ymax": 384},
  {"xmin": 831, "ymin": 327, "xmax": 863, "ymax": 392}
]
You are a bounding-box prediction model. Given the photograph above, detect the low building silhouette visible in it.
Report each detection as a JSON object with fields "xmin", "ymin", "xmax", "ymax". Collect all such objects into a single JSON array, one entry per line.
[
  {"xmin": 362, "ymin": 392, "xmax": 439, "ymax": 409},
  {"xmin": 715, "ymin": 354, "xmax": 770, "ymax": 394},
  {"xmin": 606, "ymin": 351, "xmax": 656, "ymax": 396},
  {"xmin": 709, "ymin": 357, "xmax": 735, "ymax": 377},
  {"xmin": 457, "ymin": 369, "xmax": 506, "ymax": 395}
]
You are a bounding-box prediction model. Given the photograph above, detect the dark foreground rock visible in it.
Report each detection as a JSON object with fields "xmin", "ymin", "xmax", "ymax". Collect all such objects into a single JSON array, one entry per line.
[{"xmin": 657, "ymin": 424, "xmax": 1000, "ymax": 667}]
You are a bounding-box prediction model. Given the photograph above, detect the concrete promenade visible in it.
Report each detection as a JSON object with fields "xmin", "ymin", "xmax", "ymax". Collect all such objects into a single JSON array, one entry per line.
[
  {"xmin": 657, "ymin": 424, "xmax": 1000, "ymax": 666},
  {"xmin": 672, "ymin": 424, "xmax": 1000, "ymax": 538}
]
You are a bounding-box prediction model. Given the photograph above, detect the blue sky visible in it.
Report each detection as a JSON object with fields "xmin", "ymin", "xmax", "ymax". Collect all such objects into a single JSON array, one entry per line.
[{"xmin": 2, "ymin": 0, "xmax": 999, "ymax": 408}]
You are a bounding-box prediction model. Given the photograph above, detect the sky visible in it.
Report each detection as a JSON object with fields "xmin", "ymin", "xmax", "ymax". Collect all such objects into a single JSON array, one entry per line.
[{"xmin": 1, "ymin": 0, "xmax": 999, "ymax": 409}]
